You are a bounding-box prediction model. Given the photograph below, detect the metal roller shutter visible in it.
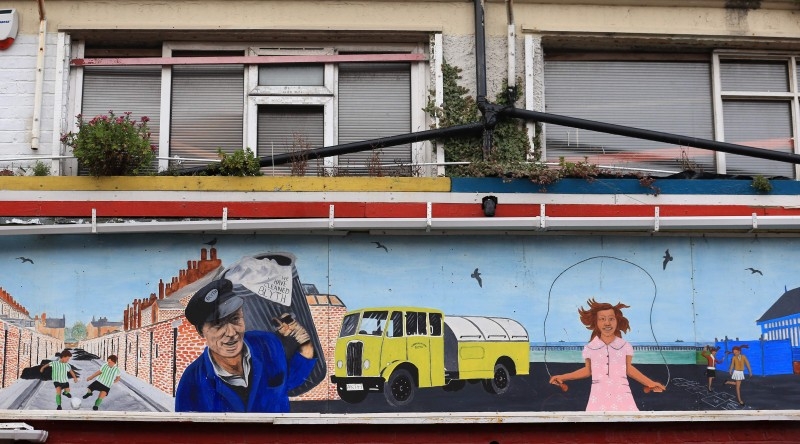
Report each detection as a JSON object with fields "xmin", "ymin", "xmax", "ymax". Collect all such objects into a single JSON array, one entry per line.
[
  {"xmin": 723, "ymin": 101, "xmax": 794, "ymax": 178},
  {"xmin": 170, "ymin": 64, "xmax": 244, "ymax": 168},
  {"xmin": 544, "ymin": 60, "xmax": 714, "ymax": 174},
  {"xmin": 257, "ymin": 105, "xmax": 324, "ymax": 176},
  {"xmin": 338, "ymin": 63, "xmax": 411, "ymax": 176},
  {"xmin": 81, "ymin": 66, "xmax": 161, "ymax": 175}
]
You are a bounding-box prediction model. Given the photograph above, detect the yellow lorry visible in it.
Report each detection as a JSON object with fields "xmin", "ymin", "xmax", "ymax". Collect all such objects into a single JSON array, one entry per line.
[{"xmin": 330, "ymin": 306, "xmax": 530, "ymax": 406}]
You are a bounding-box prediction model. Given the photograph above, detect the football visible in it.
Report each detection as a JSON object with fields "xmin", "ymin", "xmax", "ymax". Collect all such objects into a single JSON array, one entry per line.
[{"xmin": 70, "ymin": 397, "xmax": 82, "ymax": 409}]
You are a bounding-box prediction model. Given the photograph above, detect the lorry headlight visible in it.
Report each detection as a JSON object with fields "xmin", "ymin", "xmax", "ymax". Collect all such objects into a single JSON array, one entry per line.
[
  {"xmin": 337, "ymin": 360, "xmax": 343, "ymax": 369},
  {"xmin": 363, "ymin": 359, "xmax": 370, "ymax": 369}
]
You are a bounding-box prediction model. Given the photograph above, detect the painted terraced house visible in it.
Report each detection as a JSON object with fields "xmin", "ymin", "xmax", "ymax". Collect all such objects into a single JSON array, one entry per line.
[{"xmin": 2, "ymin": 0, "xmax": 800, "ymax": 443}]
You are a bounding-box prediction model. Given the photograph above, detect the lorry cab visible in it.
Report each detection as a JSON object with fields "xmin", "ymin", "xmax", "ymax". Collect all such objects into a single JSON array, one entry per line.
[{"xmin": 332, "ymin": 307, "xmax": 446, "ymax": 406}]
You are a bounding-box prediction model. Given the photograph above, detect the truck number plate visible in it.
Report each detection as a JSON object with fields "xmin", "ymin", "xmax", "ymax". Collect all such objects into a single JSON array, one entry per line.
[{"xmin": 346, "ymin": 383, "xmax": 364, "ymax": 391}]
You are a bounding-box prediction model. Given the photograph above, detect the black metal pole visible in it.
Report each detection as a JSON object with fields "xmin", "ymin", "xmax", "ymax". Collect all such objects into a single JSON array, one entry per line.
[
  {"xmin": 503, "ymin": 107, "xmax": 800, "ymax": 165},
  {"xmin": 172, "ymin": 326, "xmax": 178, "ymax": 397},
  {"xmin": 149, "ymin": 331, "xmax": 153, "ymax": 384},
  {"xmin": 2, "ymin": 327, "xmax": 7, "ymax": 388},
  {"xmin": 176, "ymin": 122, "xmax": 484, "ymax": 175}
]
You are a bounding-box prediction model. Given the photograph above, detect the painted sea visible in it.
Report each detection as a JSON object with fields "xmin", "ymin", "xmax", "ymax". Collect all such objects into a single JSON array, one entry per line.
[{"xmin": 530, "ymin": 342, "xmax": 701, "ymax": 365}]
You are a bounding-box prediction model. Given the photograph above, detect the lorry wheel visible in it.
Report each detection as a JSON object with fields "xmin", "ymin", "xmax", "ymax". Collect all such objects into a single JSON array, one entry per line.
[
  {"xmin": 384, "ymin": 369, "xmax": 415, "ymax": 407},
  {"xmin": 482, "ymin": 363, "xmax": 511, "ymax": 395},
  {"xmin": 336, "ymin": 384, "xmax": 368, "ymax": 404}
]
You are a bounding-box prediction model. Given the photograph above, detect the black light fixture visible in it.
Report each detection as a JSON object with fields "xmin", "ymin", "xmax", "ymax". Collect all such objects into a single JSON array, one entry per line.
[{"xmin": 481, "ymin": 195, "xmax": 497, "ymax": 217}]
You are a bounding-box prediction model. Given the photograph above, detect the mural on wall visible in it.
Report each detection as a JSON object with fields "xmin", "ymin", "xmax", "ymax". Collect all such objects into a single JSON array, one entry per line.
[{"xmin": 0, "ymin": 233, "xmax": 798, "ymax": 415}]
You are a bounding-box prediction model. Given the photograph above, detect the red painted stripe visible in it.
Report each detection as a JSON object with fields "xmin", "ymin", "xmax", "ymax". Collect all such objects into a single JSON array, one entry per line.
[
  {"xmin": 365, "ymin": 203, "xmax": 428, "ymax": 218},
  {"xmin": 71, "ymin": 53, "xmax": 427, "ymax": 67},
  {"xmin": 3, "ymin": 201, "xmax": 800, "ymax": 219},
  {"xmin": 547, "ymin": 205, "xmax": 800, "ymax": 217},
  {"xmin": 433, "ymin": 203, "xmax": 541, "ymax": 218}
]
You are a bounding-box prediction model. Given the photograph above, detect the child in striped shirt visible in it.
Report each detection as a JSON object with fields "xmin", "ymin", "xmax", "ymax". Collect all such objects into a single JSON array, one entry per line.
[
  {"xmin": 83, "ymin": 354, "xmax": 121, "ymax": 411},
  {"xmin": 40, "ymin": 349, "xmax": 79, "ymax": 410}
]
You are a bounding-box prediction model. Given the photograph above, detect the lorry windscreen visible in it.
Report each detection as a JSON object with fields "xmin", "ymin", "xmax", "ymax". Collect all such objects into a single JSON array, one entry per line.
[
  {"xmin": 359, "ymin": 311, "xmax": 389, "ymax": 336},
  {"xmin": 339, "ymin": 313, "xmax": 359, "ymax": 337}
]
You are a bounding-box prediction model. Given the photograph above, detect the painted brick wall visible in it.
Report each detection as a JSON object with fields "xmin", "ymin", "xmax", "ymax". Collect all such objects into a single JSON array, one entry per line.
[
  {"xmin": 0, "ymin": 320, "xmax": 63, "ymax": 389},
  {"xmin": 81, "ymin": 316, "xmax": 205, "ymax": 397},
  {"xmin": 294, "ymin": 296, "xmax": 347, "ymax": 401}
]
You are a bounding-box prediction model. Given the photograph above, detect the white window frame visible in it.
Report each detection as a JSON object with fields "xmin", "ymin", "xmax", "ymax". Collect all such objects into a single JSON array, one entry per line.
[
  {"xmin": 712, "ymin": 51, "xmax": 800, "ymax": 179},
  {"xmin": 246, "ymin": 95, "xmax": 335, "ymax": 171},
  {"xmin": 70, "ymin": 40, "xmax": 430, "ymax": 175},
  {"xmin": 247, "ymin": 46, "xmax": 337, "ymax": 171}
]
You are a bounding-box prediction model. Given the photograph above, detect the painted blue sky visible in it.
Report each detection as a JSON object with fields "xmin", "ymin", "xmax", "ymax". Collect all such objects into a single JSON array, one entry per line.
[{"xmin": 1, "ymin": 233, "xmax": 793, "ymax": 344}]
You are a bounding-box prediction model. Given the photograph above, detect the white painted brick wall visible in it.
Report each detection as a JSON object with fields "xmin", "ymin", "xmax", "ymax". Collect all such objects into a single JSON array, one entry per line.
[{"xmin": 0, "ymin": 32, "xmax": 63, "ymax": 172}]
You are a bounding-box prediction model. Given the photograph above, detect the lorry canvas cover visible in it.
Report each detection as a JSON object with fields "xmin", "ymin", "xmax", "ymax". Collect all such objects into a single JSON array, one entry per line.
[{"xmin": 445, "ymin": 316, "xmax": 529, "ymax": 342}]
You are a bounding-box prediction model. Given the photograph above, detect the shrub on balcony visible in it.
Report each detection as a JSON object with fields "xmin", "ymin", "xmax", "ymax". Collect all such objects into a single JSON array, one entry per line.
[{"xmin": 61, "ymin": 111, "xmax": 156, "ymax": 177}]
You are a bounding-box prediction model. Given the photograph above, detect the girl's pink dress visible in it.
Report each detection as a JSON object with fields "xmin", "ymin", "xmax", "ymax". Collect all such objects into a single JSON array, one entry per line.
[{"xmin": 582, "ymin": 336, "xmax": 638, "ymax": 411}]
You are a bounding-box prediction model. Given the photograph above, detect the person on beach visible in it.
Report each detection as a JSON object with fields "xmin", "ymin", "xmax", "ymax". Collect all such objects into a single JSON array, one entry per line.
[
  {"xmin": 725, "ymin": 345, "xmax": 752, "ymax": 406},
  {"xmin": 701, "ymin": 345, "xmax": 723, "ymax": 392}
]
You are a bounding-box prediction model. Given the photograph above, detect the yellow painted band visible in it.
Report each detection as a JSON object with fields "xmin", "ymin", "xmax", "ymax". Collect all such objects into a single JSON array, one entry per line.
[{"xmin": 0, "ymin": 177, "xmax": 451, "ymax": 192}]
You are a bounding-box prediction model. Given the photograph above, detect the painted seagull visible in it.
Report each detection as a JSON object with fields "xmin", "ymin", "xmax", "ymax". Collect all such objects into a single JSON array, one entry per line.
[
  {"xmin": 746, "ymin": 267, "xmax": 763, "ymax": 275},
  {"xmin": 371, "ymin": 241, "xmax": 389, "ymax": 252},
  {"xmin": 662, "ymin": 249, "xmax": 673, "ymax": 270},
  {"xmin": 471, "ymin": 268, "xmax": 482, "ymax": 288},
  {"xmin": 16, "ymin": 257, "xmax": 34, "ymax": 264}
]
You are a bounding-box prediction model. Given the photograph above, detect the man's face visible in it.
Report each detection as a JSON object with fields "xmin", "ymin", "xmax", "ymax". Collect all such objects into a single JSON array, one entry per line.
[
  {"xmin": 201, "ymin": 307, "xmax": 245, "ymax": 360},
  {"xmin": 59, "ymin": 355, "xmax": 70, "ymax": 363},
  {"xmin": 107, "ymin": 359, "xmax": 116, "ymax": 367}
]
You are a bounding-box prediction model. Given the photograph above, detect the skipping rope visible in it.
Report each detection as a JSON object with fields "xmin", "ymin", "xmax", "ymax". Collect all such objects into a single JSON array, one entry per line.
[{"xmin": 541, "ymin": 255, "xmax": 671, "ymax": 391}]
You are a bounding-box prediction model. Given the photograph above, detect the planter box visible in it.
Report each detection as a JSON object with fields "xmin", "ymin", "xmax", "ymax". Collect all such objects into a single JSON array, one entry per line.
[
  {"xmin": 3, "ymin": 176, "xmax": 797, "ymax": 195},
  {"xmin": 450, "ymin": 177, "xmax": 800, "ymax": 195}
]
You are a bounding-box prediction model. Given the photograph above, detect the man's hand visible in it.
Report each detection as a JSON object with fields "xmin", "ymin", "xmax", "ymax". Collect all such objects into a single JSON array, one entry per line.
[
  {"xmin": 273, "ymin": 313, "xmax": 314, "ymax": 358},
  {"xmin": 273, "ymin": 313, "xmax": 311, "ymax": 345}
]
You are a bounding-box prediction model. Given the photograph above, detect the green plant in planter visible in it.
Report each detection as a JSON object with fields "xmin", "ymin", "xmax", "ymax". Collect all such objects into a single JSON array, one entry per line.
[
  {"xmin": 32, "ymin": 160, "xmax": 51, "ymax": 176},
  {"xmin": 217, "ymin": 147, "xmax": 263, "ymax": 176},
  {"xmin": 61, "ymin": 111, "xmax": 155, "ymax": 177},
  {"xmin": 751, "ymin": 175, "xmax": 772, "ymax": 193},
  {"xmin": 424, "ymin": 62, "xmax": 540, "ymax": 179}
]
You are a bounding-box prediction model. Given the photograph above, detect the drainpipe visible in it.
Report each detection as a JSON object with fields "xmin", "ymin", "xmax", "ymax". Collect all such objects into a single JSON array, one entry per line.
[
  {"xmin": 506, "ymin": 0, "xmax": 516, "ymax": 104},
  {"xmin": 474, "ymin": 0, "xmax": 493, "ymax": 160},
  {"xmin": 30, "ymin": 0, "xmax": 47, "ymax": 150},
  {"xmin": 474, "ymin": 0, "xmax": 487, "ymax": 105}
]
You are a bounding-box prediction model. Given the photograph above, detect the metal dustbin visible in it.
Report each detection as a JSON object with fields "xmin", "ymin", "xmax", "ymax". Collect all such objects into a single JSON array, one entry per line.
[{"xmin": 221, "ymin": 252, "xmax": 327, "ymax": 396}]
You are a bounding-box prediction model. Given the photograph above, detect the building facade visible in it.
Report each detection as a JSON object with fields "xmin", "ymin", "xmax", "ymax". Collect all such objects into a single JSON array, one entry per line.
[
  {"xmin": 1, "ymin": 1, "xmax": 799, "ymax": 179},
  {"xmin": 2, "ymin": 1, "xmax": 800, "ymax": 443}
]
